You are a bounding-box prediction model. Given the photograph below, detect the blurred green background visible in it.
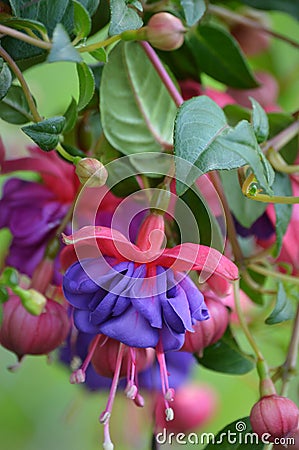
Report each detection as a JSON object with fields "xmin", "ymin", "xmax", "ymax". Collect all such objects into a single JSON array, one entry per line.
[{"xmin": 0, "ymin": 10, "xmax": 299, "ymax": 450}]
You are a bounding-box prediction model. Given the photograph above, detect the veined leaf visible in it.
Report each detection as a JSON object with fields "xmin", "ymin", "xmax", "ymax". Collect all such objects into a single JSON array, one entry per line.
[
  {"xmin": 73, "ymin": 0, "xmax": 91, "ymax": 39},
  {"xmin": 250, "ymin": 97, "xmax": 269, "ymax": 144},
  {"xmin": 100, "ymin": 41, "xmax": 177, "ymax": 155},
  {"xmin": 76, "ymin": 62, "xmax": 95, "ymax": 110},
  {"xmin": 22, "ymin": 116, "xmax": 66, "ymax": 151},
  {"xmin": 174, "ymin": 96, "xmax": 274, "ymax": 196},
  {"xmin": 109, "ymin": 0, "xmax": 143, "ymax": 35},
  {"xmin": 48, "ymin": 23, "xmax": 82, "ymax": 63},
  {"xmin": 0, "ymin": 60, "xmax": 12, "ymax": 101},
  {"xmin": 265, "ymin": 282, "xmax": 294, "ymax": 325},
  {"xmin": 180, "ymin": 0, "xmax": 206, "ymax": 26}
]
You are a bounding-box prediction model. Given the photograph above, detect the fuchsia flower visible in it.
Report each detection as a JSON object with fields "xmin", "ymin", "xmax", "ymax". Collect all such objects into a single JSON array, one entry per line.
[{"xmin": 61, "ymin": 210, "xmax": 238, "ymax": 448}]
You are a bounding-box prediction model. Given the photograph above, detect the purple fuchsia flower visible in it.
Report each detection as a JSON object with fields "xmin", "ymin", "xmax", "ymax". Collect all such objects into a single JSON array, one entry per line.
[
  {"xmin": 0, "ymin": 145, "xmax": 78, "ymax": 280},
  {"xmin": 61, "ymin": 210, "xmax": 238, "ymax": 448}
]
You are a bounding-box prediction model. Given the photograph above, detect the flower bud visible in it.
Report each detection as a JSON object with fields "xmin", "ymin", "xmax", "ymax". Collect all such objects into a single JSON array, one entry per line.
[
  {"xmin": 273, "ymin": 426, "xmax": 299, "ymax": 449},
  {"xmin": 75, "ymin": 158, "xmax": 108, "ymax": 187},
  {"xmin": 20, "ymin": 288, "xmax": 47, "ymax": 316},
  {"xmin": 250, "ymin": 395, "xmax": 299, "ymax": 441},
  {"xmin": 155, "ymin": 383, "xmax": 218, "ymax": 432},
  {"xmin": 181, "ymin": 295, "xmax": 229, "ymax": 353},
  {"xmin": 0, "ymin": 295, "xmax": 70, "ymax": 359},
  {"xmin": 91, "ymin": 336, "xmax": 155, "ymax": 378},
  {"xmin": 145, "ymin": 13, "xmax": 185, "ymax": 51}
]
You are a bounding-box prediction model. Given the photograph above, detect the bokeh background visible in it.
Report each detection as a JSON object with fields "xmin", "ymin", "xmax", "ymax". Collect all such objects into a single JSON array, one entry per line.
[{"xmin": 0, "ymin": 11, "xmax": 299, "ymax": 450}]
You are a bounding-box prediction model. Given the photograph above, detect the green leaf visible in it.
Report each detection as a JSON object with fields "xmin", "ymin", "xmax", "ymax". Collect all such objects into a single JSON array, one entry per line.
[
  {"xmin": 73, "ymin": 0, "xmax": 91, "ymax": 39},
  {"xmin": 265, "ymin": 282, "xmax": 294, "ymax": 325},
  {"xmin": 188, "ymin": 24, "xmax": 258, "ymax": 88},
  {"xmin": 77, "ymin": 0, "xmax": 100, "ymax": 16},
  {"xmin": 180, "ymin": 0, "xmax": 206, "ymax": 26},
  {"xmin": 63, "ymin": 97, "xmax": 78, "ymax": 133},
  {"xmin": 220, "ymin": 170, "xmax": 267, "ymax": 228},
  {"xmin": 0, "ymin": 17, "xmax": 48, "ymax": 38},
  {"xmin": 109, "ymin": 0, "xmax": 143, "ymax": 35},
  {"xmin": 0, "ymin": 85, "xmax": 33, "ymax": 124},
  {"xmin": 0, "ymin": 61, "xmax": 12, "ymax": 101},
  {"xmin": 22, "ymin": 116, "xmax": 66, "ymax": 151},
  {"xmin": 238, "ymin": 0, "xmax": 299, "ymax": 20},
  {"xmin": 203, "ymin": 417, "xmax": 264, "ymax": 449},
  {"xmin": 48, "ymin": 23, "xmax": 82, "ymax": 63},
  {"xmin": 250, "ymin": 98, "xmax": 269, "ymax": 144},
  {"xmin": 240, "ymin": 268, "xmax": 266, "ymax": 305},
  {"xmin": 100, "ymin": 41, "xmax": 177, "ymax": 155},
  {"xmin": 174, "ymin": 96, "xmax": 274, "ymax": 196},
  {"xmin": 0, "ymin": 286, "xmax": 9, "ymax": 304},
  {"xmin": 90, "ymin": 48, "xmax": 108, "ymax": 62},
  {"xmin": 76, "ymin": 62, "xmax": 95, "ymax": 110},
  {"xmin": 272, "ymin": 172, "xmax": 292, "ymax": 258},
  {"xmin": 196, "ymin": 327, "xmax": 255, "ymax": 374},
  {"xmin": 177, "ymin": 186, "xmax": 224, "ymax": 250}
]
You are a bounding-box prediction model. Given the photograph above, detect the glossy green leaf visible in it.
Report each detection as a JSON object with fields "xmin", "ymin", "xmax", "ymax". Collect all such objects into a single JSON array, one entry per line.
[
  {"xmin": 63, "ymin": 97, "xmax": 78, "ymax": 133},
  {"xmin": 0, "ymin": 85, "xmax": 33, "ymax": 124},
  {"xmin": 220, "ymin": 170, "xmax": 267, "ymax": 228},
  {"xmin": 75, "ymin": 0, "xmax": 100, "ymax": 16},
  {"xmin": 73, "ymin": 0, "xmax": 91, "ymax": 39},
  {"xmin": 196, "ymin": 327, "xmax": 255, "ymax": 374},
  {"xmin": 90, "ymin": 48, "xmax": 108, "ymax": 62},
  {"xmin": 109, "ymin": 0, "xmax": 143, "ymax": 35},
  {"xmin": 180, "ymin": 0, "xmax": 206, "ymax": 26},
  {"xmin": 48, "ymin": 23, "xmax": 82, "ymax": 63},
  {"xmin": 188, "ymin": 24, "xmax": 258, "ymax": 88},
  {"xmin": 0, "ymin": 61, "xmax": 12, "ymax": 101},
  {"xmin": 203, "ymin": 417, "xmax": 264, "ymax": 449},
  {"xmin": 238, "ymin": 0, "xmax": 299, "ymax": 20},
  {"xmin": 265, "ymin": 282, "xmax": 294, "ymax": 325},
  {"xmin": 100, "ymin": 41, "xmax": 176, "ymax": 155},
  {"xmin": 76, "ymin": 62, "xmax": 95, "ymax": 110},
  {"xmin": 22, "ymin": 116, "xmax": 66, "ymax": 151},
  {"xmin": 250, "ymin": 98, "xmax": 269, "ymax": 144},
  {"xmin": 174, "ymin": 96, "xmax": 274, "ymax": 196}
]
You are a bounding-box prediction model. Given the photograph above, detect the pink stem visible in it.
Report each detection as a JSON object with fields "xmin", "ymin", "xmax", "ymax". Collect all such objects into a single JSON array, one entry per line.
[
  {"xmin": 81, "ymin": 334, "xmax": 102, "ymax": 373},
  {"xmin": 140, "ymin": 41, "xmax": 184, "ymax": 108}
]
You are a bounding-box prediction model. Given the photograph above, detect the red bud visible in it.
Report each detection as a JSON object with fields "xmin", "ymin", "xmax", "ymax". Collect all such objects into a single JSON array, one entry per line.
[
  {"xmin": 145, "ymin": 13, "xmax": 185, "ymax": 51},
  {"xmin": 181, "ymin": 296, "xmax": 229, "ymax": 353},
  {"xmin": 250, "ymin": 395, "xmax": 299, "ymax": 441},
  {"xmin": 0, "ymin": 295, "xmax": 70, "ymax": 359}
]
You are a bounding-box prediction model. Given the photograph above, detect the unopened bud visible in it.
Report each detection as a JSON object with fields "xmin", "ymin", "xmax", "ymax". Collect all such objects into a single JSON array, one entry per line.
[
  {"xmin": 145, "ymin": 13, "xmax": 185, "ymax": 51},
  {"xmin": 75, "ymin": 158, "xmax": 108, "ymax": 187},
  {"xmin": 250, "ymin": 395, "xmax": 299, "ymax": 441}
]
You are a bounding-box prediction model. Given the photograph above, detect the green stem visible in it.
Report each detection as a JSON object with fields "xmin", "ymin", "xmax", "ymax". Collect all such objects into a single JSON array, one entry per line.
[
  {"xmin": 77, "ymin": 34, "xmax": 121, "ymax": 53},
  {"xmin": 56, "ymin": 143, "xmax": 79, "ymax": 163},
  {"xmin": 249, "ymin": 263, "xmax": 299, "ymax": 286},
  {"xmin": 245, "ymin": 192, "xmax": 299, "ymax": 204},
  {"xmin": 0, "ymin": 24, "xmax": 51, "ymax": 50},
  {"xmin": 267, "ymin": 148, "xmax": 299, "ymax": 174},
  {"xmin": 280, "ymin": 304, "xmax": 299, "ymax": 396},
  {"xmin": 209, "ymin": 4, "xmax": 299, "ymax": 49},
  {"xmin": 0, "ymin": 46, "xmax": 42, "ymax": 122},
  {"xmin": 233, "ymin": 279, "xmax": 264, "ymax": 360}
]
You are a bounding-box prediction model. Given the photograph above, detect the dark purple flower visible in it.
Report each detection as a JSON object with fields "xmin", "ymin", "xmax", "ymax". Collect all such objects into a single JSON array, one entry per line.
[
  {"xmin": 0, "ymin": 178, "xmax": 69, "ymax": 279},
  {"xmin": 233, "ymin": 212, "xmax": 275, "ymax": 240},
  {"xmin": 63, "ymin": 257, "xmax": 209, "ymax": 352}
]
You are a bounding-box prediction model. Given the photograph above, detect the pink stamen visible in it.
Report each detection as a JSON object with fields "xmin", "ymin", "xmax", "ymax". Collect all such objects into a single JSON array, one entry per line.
[
  {"xmin": 69, "ymin": 334, "xmax": 102, "ymax": 384},
  {"xmin": 156, "ymin": 340, "xmax": 175, "ymax": 421},
  {"xmin": 100, "ymin": 342, "xmax": 125, "ymax": 450}
]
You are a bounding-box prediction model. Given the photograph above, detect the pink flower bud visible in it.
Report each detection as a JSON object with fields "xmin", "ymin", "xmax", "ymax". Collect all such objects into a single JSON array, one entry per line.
[
  {"xmin": 250, "ymin": 395, "xmax": 299, "ymax": 441},
  {"xmin": 91, "ymin": 336, "xmax": 155, "ymax": 378},
  {"xmin": 181, "ymin": 295, "xmax": 229, "ymax": 353},
  {"xmin": 273, "ymin": 426, "xmax": 299, "ymax": 449},
  {"xmin": 146, "ymin": 13, "xmax": 185, "ymax": 51},
  {"xmin": 75, "ymin": 158, "xmax": 108, "ymax": 187},
  {"xmin": 0, "ymin": 295, "xmax": 70, "ymax": 359},
  {"xmin": 155, "ymin": 383, "xmax": 218, "ymax": 432}
]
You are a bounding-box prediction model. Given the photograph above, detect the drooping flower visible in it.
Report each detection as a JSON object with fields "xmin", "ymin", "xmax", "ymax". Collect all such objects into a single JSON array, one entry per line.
[
  {"xmin": 61, "ymin": 210, "xmax": 238, "ymax": 448},
  {"xmin": 0, "ymin": 145, "xmax": 77, "ymax": 280}
]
